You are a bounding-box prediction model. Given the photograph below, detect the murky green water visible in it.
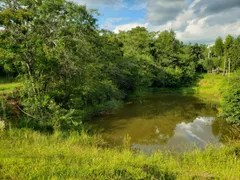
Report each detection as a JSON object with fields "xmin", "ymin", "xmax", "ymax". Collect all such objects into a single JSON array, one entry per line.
[{"xmin": 90, "ymin": 93, "xmax": 240, "ymax": 153}]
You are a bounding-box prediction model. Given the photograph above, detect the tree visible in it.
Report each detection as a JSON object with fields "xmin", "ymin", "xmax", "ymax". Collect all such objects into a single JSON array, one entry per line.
[
  {"xmin": 153, "ymin": 30, "xmax": 181, "ymax": 66},
  {"xmin": 231, "ymin": 36, "xmax": 240, "ymax": 71},
  {"xmin": 1, "ymin": 0, "xmax": 219, "ymax": 129},
  {"xmin": 214, "ymin": 37, "xmax": 224, "ymax": 57},
  {"xmin": 0, "ymin": 0, "xmax": 117, "ymax": 130},
  {"xmin": 116, "ymin": 27, "xmax": 155, "ymax": 88},
  {"xmin": 224, "ymin": 35, "xmax": 234, "ymax": 58}
]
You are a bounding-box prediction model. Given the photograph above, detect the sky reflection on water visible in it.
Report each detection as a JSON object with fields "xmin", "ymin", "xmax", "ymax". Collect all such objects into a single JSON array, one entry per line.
[{"xmin": 90, "ymin": 94, "xmax": 239, "ymax": 153}]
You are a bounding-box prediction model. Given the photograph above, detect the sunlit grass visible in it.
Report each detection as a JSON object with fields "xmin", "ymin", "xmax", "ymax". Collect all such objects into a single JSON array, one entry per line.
[
  {"xmin": 0, "ymin": 77, "xmax": 21, "ymax": 98},
  {"xmin": 131, "ymin": 73, "xmax": 229, "ymax": 104},
  {"xmin": 0, "ymin": 128, "xmax": 240, "ymax": 179},
  {"xmin": 0, "ymin": 82, "xmax": 20, "ymax": 92},
  {"xmin": 193, "ymin": 74, "xmax": 229, "ymax": 99}
]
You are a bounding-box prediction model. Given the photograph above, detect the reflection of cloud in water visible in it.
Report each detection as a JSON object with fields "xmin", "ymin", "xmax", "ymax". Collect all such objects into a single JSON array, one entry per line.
[
  {"xmin": 175, "ymin": 117, "xmax": 215, "ymax": 144},
  {"xmin": 133, "ymin": 117, "xmax": 222, "ymax": 153}
]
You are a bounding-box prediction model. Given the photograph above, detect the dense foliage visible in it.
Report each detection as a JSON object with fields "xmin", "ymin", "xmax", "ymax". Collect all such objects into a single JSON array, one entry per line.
[
  {"xmin": 221, "ymin": 74, "xmax": 240, "ymax": 124},
  {"xmin": 0, "ymin": 0, "xmax": 240, "ymax": 128},
  {"xmin": 205, "ymin": 35, "xmax": 240, "ymax": 73},
  {"xmin": 208, "ymin": 35, "xmax": 240, "ymax": 124}
]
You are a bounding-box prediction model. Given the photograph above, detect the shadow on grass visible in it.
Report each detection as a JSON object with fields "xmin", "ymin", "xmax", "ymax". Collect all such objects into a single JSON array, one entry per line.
[{"xmin": 148, "ymin": 73, "xmax": 205, "ymax": 95}]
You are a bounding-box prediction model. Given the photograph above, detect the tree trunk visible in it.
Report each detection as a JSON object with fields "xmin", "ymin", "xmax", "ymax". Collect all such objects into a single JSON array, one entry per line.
[{"xmin": 223, "ymin": 56, "xmax": 226, "ymax": 76}]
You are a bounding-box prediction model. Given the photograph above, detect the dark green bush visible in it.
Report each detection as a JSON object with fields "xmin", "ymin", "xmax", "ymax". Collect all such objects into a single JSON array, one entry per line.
[{"xmin": 221, "ymin": 74, "xmax": 240, "ymax": 123}]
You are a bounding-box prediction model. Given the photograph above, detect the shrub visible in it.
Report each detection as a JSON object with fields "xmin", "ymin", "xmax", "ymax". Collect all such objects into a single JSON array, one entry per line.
[{"xmin": 221, "ymin": 74, "xmax": 240, "ymax": 123}]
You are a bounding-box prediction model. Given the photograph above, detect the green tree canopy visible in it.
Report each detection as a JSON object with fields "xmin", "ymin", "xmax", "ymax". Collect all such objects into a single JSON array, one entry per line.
[{"xmin": 214, "ymin": 37, "xmax": 224, "ymax": 57}]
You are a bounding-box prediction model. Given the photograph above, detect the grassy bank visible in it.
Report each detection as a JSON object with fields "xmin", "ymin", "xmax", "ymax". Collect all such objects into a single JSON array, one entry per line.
[
  {"xmin": 131, "ymin": 74, "xmax": 229, "ymax": 104},
  {"xmin": 0, "ymin": 129, "xmax": 240, "ymax": 179},
  {"xmin": 0, "ymin": 78, "xmax": 20, "ymax": 98},
  {"xmin": 0, "ymin": 73, "xmax": 227, "ymax": 101},
  {"xmin": 0, "ymin": 82, "xmax": 20, "ymax": 96},
  {"xmin": 191, "ymin": 73, "xmax": 229, "ymax": 101}
]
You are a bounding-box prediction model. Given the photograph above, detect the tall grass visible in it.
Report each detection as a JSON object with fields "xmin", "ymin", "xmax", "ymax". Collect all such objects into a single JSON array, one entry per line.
[
  {"xmin": 193, "ymin": 73, "xmax": 229, "ymax": 100},
  {"xmin": 0, "ymin": 129, "xmax": 240, "ymax": 179}
]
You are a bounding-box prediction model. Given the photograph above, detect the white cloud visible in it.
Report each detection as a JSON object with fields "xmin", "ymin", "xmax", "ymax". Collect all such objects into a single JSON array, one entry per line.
[
  {"xmin": 101, "ymin": 18, "xmax": 125, "ymax": 30},
  {"xmin": 147, "ymin": 0, "xmax": 188, "ymax": 25},
  {"xmin": 71, "ymin": 0, "xmax": 240, "ymax": 43},
  {"xmin": 146, "ymin": 0, "xmax": 240, "ymax": 43},
  {"xmin": 176, "ymin": 19, "xmax": 240, "ymax": 43},
  {"xmin": 70, "ymin": 0, "xmax": 125, "ymax": 9},
  {"xmin": 148, "ymin": 0, "xmax": 196, "ymax": 32},
  {"xmin": 193, "ymin": 0, "xmax": 240, "ymax": 16},
  {"xmin": 113, "ymin": 22, "xmax": 148, "ymax": 33},
  {"xmin": 148, "ymin": 8, "xmax": 194, "ymax": 32},
  {"xmin": 129, "ymin": 2, "xmax": 147, "ymax": 11}
]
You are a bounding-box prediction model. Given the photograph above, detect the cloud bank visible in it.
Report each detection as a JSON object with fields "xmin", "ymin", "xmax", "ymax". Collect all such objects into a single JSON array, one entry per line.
[{"xmin": 71, "ymin": 0, "xmax": 240, "ymax": 43}]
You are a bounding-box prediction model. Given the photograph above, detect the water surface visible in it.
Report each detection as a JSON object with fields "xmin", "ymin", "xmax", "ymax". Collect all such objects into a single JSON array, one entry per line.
[{"xmin": 90, "ymin": 94, "xmax": 239, "ymax": 153}]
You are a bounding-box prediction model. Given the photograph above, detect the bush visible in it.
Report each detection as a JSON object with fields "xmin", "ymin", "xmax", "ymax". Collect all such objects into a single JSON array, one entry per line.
[{"xmin": 221, "ymin": 74, "xmax": 240, "ymax": 123}]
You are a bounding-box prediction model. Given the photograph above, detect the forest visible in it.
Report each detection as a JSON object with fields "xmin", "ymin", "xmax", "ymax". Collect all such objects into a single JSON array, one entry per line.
[{"xmin": 0, "ymin": 0, "xmax": 240, "ymax": 179}]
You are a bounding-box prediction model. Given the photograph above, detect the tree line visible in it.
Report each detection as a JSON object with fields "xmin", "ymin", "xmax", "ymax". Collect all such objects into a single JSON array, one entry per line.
[
  {"xmin": 205, "ymin": 35, "xmax": 240, "ymax": 74},
  {"xmin": 0, "ymin": 0, "xmax": 239, "ymax": 129}
]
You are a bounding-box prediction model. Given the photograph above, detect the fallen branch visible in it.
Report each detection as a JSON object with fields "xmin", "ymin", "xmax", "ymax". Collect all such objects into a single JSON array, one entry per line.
[{"xmin": 17, "ymin": 105, "xmax": 36, "ymax": 119}]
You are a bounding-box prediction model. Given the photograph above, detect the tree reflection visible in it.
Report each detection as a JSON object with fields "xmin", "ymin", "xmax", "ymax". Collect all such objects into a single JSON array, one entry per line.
[{"xmin": 90, "ymin": 94, "xmax": 239, "ymax": 152}]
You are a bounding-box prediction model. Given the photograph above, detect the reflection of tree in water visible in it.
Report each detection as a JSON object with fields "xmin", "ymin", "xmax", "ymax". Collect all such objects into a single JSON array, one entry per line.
[
  {"xmin": 212, "ymin": 119, "xmax": 240, "ymax": 143},
  {"xmin": 129, "ymin": 95, "xmax": 219, "ymax": 144},
  {"xmin": 92, "ymin": 94, "xmax": 224, "ymax": 147}
]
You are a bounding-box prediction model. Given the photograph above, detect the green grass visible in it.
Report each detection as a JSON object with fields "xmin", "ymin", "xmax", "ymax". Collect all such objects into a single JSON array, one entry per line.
[
  {"xmin": 177, "ymin": 73, "xmax": 230, "ymax": 104},
  {"xmin": 192, "ymin": 74, "xmax": 229, "ymax": 100},
  {"xmin": 0, "ymin": 77, "xmax": 20, "ymax": 98},
  {"xmin": 1, "ymin": 74, "xmax": 239, "ymax": 179},
  {"xmin": 0, "ymin": 129, "xmax": 240, "ymax": 179},
  {"xmin": 131, "ymin": 73, "xmax": 229, "ymax": 104},
  {"xmin": 0, "ymin": 82, "xmax": 20, "ymax": 94}
]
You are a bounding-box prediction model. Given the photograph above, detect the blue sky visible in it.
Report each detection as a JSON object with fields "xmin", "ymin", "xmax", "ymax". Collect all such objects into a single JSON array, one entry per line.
[
  {"xmin": 72, "ymin": 0, "xmax": 240, "ymax": 44},
  {"xmin": 97, "ymin": 5, "xmax": 146, "ymax": 30},
  {"xmin": 77, "ymin": 0, "xmax": 147, "ymax": 31}
]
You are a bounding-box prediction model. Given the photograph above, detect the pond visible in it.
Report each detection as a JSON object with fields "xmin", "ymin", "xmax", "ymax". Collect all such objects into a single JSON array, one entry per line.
[{"xmin": 90, "ymin": 93, "xmax": 240, "ymax": 153}]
